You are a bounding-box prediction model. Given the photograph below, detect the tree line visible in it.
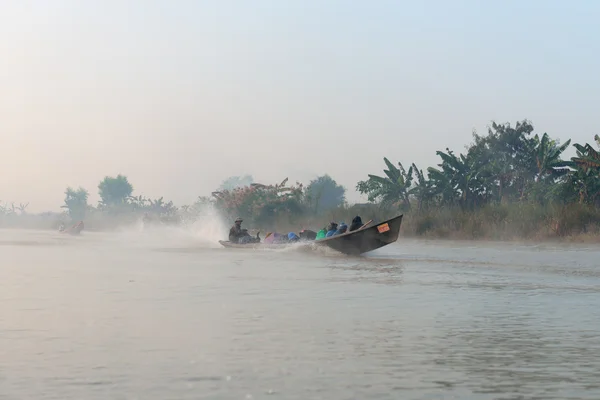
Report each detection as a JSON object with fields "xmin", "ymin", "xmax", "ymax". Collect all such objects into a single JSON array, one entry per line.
[
  {"xmin": 356, "ymin": 120, "xmax": 600, "ymax": 212},
  {"xmin": 51, "ymin": 173, "xmax": 348, "ymax": 228},
  {"xmin": 2, "ymin": 119, "xmax": 598, "ymax": 237}
]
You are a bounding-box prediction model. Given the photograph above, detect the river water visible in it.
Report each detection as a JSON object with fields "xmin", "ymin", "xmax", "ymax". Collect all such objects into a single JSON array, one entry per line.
[{"xmin": 1, "ymin": 227, "xmax": 600, "ymax": 400}]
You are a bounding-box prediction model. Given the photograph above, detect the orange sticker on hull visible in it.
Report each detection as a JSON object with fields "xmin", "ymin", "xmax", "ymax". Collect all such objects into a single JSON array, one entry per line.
[{"xmin": 377, "ymin": 223, "xmax": 390, "ymax": 233}]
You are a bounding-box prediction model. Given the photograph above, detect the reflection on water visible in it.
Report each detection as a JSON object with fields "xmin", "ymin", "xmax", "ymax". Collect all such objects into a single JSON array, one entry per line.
[{"xmin": 1, "ymin": 229, "xmax": 600, "ymax": 399}]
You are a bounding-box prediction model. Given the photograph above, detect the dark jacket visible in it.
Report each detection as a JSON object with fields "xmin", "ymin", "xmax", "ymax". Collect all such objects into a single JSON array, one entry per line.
[
  {"xmin": 229, "ymin": 225, "xmax": 248, "ymax": 242},
  {"xmin": 349, "ymin": 216, "xmax": 363, "ymax": 232}
]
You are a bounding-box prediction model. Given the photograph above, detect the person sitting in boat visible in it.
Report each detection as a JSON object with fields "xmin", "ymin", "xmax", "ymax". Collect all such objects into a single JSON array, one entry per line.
[
  {"xmin": 333, "ymin": 222, "xmax": 348, "ymax": 236},
  {"xmin": 349, "ymin": 216, "xmax": 363, "ymax": 232},
  {"xmin": 325, "ymin": 222, "xmax": 338, "ymax": 238},
  {"xmin": 299, "ymin": 229, "xmax": 317, "ymax": 241},
  {"xmin": 229, "ymin": 217, "xmax": 260, "ymax": 244},
  {"xmin": 264, "ymin": 232, "xmax": 275, "ymax": 244},
  {"xmin": 229, "ymin": 217, "xmax": 247, "ymax": 242},
  {"xmin": 264, "ymin": 232, "xmax": 285, "ymax": 244},
  {"xmin": 315, "ymin": 228, "xmax": 327, "ymax": 240}
]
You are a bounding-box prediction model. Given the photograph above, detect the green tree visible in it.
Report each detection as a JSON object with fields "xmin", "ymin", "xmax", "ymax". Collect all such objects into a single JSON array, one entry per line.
[
  {"xmin": 213, "ymin": 178, "xmax": 305, "ymax": 226},
  {"xmin": 569, "ymin": 135, "xmax": 600, "ymax": 205},
  {"xmin": 304, "ymin": 175, "xmax": 346, "ymax": 214},
  {"xmin": 530, "ymin": 133, "xmax": 571, "ymax": 181},
  {"xmin": 428, "ymin": 149, "xmax": 486, "ymax": 209},
  {"xmin": 521, "ymin": 133, "xmax": 572, "ymax": 204},
  {"xmin": 62, "ymin": 187, "xmax": 89, "ymax": 220},
  {"xmin": 409, "ymin": 163, "xmax": 435, "ymax": 211},
  {"xmin": 356, "ymin": 158, "xmax": 413, "ymax": 210},
  {"xmin": 572, "ymin": 135, "xmax": 600, "ymax": 170},
  {"xmin": 98, "ymin": 175, "xmax": 133, "ymax": 207},
  {"xmin": 468, "ymin": 120, "xmax": 537, "ymax": 202}
]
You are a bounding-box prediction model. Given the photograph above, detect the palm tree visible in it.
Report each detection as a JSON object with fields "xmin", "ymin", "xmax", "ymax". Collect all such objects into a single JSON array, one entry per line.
[
  {"xmin": 531, "ymin": 133, "xmax": 572, "ymax": 181},
  {"xmin": 356, "ymin": 158, "xmax": 413, "ymax": 210},
  {"xmin": 570, "ymin": 135, "xmax": 600, "ymax": 205},
  {"xmin": 16, "ymin": 202, "xmax": 29, "ymax": 215},
  {"xmin": 428, "ymin": 149, "xmax": 484, "ymax": 209},
  {"xmin": 128, "ymin": 195, "xmax": 148, "ymax": 208},
  {"xmin": 572, "ymin": 135, "xmax": 600, "ymax": 169},
  {"xmin": 409, "ymin": 163, "xmax": 434, "ymax": 211}
]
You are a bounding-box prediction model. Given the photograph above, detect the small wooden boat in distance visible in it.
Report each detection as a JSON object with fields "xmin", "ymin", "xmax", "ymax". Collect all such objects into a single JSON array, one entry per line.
[
  {"xmin": 314, "ymin": 214, "xmax": 403, "ymax": 255},
  {"xmin": 218, "ymin": 214, "xmax": 403, "ymax": 256}
]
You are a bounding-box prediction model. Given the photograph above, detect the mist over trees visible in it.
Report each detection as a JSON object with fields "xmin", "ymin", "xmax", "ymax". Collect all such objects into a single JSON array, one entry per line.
[
  {"xmin": 304, "ymin": 175, "xmax": 346, "ymax": 214},
  {"xmin": 98, "ymin": 175, "xmax": 134, "ymax": 207},
  {"xmin": 218, "ymin": 175, "xmax": 254, "ymax": 191},
  {"xmin": 2, "ymin": 119, "xmax": 600, "ymax": 239},
  {"xmin": 62, "ymin": 187, "xmax": 89, "ymax": 221}
]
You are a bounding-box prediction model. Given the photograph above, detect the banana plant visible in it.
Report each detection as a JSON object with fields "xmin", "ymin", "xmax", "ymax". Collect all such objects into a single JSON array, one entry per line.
[
  {"xmin": 408, "ymin": 163, "xmax": 435, "ymax": 211},
  {"xmin": 531, "ymin": 133, "xmax": 572, "ymax": 181},
  {"xmin": 356, "ymin": 157, "xmax": 413, "ymax": 210},
  {"xmin": 428, "ymin": 149, "xmax": 479, "ymax": 208},
  {"xmin": 569, "ymin": 135, "xmax": 600, "ymax": 205},
  {"xmin": 572, "ymin": 135, "xmax": 600, "ymax": 170}
]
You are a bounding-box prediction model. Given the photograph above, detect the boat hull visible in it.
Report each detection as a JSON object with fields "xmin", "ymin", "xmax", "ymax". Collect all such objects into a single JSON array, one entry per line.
[{"xmin": 314, "ymin": 214, "xmax": 403, "ymax": 255}]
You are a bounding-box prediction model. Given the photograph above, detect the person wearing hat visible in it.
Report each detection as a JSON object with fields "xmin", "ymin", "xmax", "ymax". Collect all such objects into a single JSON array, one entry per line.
[
  {"xmin": 229, "ymin": 217, "xmax": 244, "ymax": 242},
  {"xmin": 228, "ymin": 217, "xmax": 260, "ymax": 243}
]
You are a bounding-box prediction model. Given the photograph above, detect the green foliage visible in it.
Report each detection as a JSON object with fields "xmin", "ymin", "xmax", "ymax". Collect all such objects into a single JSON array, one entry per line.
[
  {"xmin": 128, "ymin": 195, "xmax": 178, "ymax": 217},
  {"xmin": 6, "ymin": 119, "xmax": 600, "ymax": 241},
  {"xmin": 409, "ymin": 163, "xmax": 435, "ymax": 212},
  {"xmin": 212, "ymin": 178, "xmax": 305, "ymax": 227},
  {"xmin": 428, "ymin": 148, "xmax": 484, "ymax": 209},
  {"xmin": 98, "ymin": 175, "xmax": 133, "ymax": 207},
  {"xmin": 305, "ymin": 175, "xmax": 346, "ymax": 214},
  {"xmin": 569, "ymin": 135, "xmax": 600, "ymax": 206},
  {"xmin": 62, "ymin": 187, "xmax": 89, "ymax": 220},
  {"xmin": 358, "ymin": 121, "xmax": 600, "ymax": 214},
  {"xmin": 356, "ymin": 158, "xmax": 413, "ymax": 210}
]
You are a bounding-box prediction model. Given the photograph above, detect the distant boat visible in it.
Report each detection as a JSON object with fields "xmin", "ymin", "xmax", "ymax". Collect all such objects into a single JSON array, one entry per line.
[
  {"xmin": 218, "ymin": 214, "xmax": 403, "ymax": 256},
  {"xmin": 59, "ymin": 221, "xmax": 85, "ymax": 235}
]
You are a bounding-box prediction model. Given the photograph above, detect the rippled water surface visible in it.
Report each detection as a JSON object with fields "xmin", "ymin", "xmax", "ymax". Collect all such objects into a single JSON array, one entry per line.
[{"xmin": 2, "ymin": 228, "xmax": 600, "ymax": 399}]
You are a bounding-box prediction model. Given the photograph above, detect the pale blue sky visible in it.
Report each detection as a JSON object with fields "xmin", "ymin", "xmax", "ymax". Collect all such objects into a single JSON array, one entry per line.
[{"xmin": 1, "ymin": 0, "xmax": 599, "ymax": 211}]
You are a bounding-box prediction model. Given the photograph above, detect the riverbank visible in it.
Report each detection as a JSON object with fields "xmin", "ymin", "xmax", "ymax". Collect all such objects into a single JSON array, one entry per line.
[
  {"xmin": 402, "ymin": 203, "xmax": 600, "ymax": 242},
  {"xmin": 260, "ymin": 203, "xmax": 600, "ymax": 243},
  {"xmin": 2, "ymin": 203, "xmax": 600, "ymax": 243}
]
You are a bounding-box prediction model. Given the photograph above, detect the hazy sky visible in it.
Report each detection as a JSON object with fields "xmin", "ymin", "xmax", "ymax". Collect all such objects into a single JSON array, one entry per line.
[{"xmin": 1, "ymin": 0, "xmax": 599, "ymax": 212}]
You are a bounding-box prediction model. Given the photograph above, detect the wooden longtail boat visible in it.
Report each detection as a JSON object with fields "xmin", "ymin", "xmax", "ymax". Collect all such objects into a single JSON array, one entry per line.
[{"xmin": 218, "ymin": 214, "xmax": 403, "ymax": 256}]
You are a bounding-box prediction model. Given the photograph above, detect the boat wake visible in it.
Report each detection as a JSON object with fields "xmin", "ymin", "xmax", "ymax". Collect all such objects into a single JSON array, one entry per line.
[
  {"xmin": 99, "ymin": 205, "xmax": 229, "ymax": 251},
  {"xmin": 247, "ymin": 241, "xmax": 360, "ymax": 259}
]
